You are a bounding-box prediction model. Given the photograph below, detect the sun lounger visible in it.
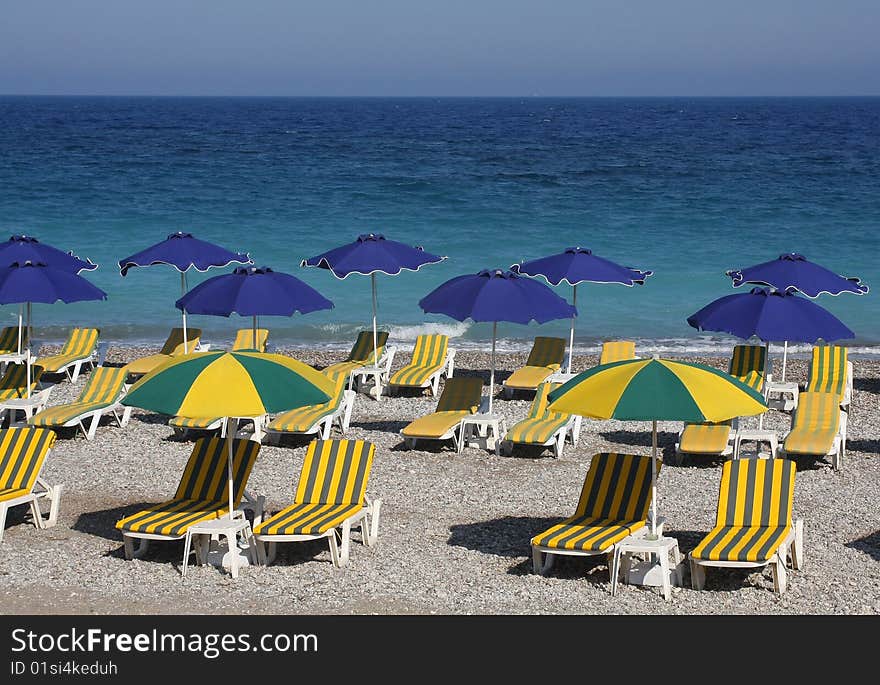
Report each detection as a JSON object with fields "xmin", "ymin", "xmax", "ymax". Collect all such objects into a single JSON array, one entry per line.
[
  {"xmin": 0, "ymin": 326, "xmax": 28, "ymax": 366},
  {"xmin": 254, "ymin": 438, "xmax": 381, "ymax": 568},
  {"xmin": 0, "ymin": 427, "xmax": 62, "ymax": 543},
  {"xmin": 123, "ymin": 327, "xmax": 203, "ymax": 377},
  {"xmin": 264, "ymin": 373, "xmax": 354, "ymax": 443},
  {"xmin": 32, "ymin": 328, "xmax": 100, "ymax": 382},
  {"xmin": 323, "ymin": 330, "xmax": 390, "ymax": 381},
  {"xmin": 0, "ymin": 364, "xmax": 53, "ymax": 424},
  {"xmin": 689, "ymin": 457, "xmax": 803, "ymax": 594},
  {"xmin": 501, "ymin": 336, "xmax": 566, "ymax": 397},
  {"xmin": 231, "ymin": 328, "xmax": 269, "ymax": 352},
  {"xmin": 400, "ymin": 376, "xmax": 483, "ymax": 450},
  {"xmin": 28, "ymin": 366, "xmax": 131, "ymax": 440},
  {"xmin": 803, "ymin": 344, "xmax": 852, "ymax": 410},
  {"xmin": 530, "ymin": 452, "xmax": 659, "ymax": 583},
  {"xmin": 599, "ymin": 340, "xmax": 637, "ymax": 365},
  {"xmin": 779, "ymin": 391, "xmax": 846, "ymax": 470},
  {"xmin": 388, "ymin": 333, "xmax": 454, "ymax": 396},
  {"xmin": 500, "ymin": 382, "xmax": 580, "ymax": 458},
  {"xmin": 115, "ymin": 436, "xmax": 261, "ymax": 560}
]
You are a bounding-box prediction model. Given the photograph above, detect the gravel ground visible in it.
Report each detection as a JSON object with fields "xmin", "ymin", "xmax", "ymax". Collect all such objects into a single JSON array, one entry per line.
[{"xmin": 1, "ymin": 344, "xmax": 878, "ymax": 615}]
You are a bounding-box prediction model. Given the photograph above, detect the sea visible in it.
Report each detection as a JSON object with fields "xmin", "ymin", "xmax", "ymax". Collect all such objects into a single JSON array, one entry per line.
[{"xmin": 0, "ymin": 96, "xmax": 878, "ymax": 357}]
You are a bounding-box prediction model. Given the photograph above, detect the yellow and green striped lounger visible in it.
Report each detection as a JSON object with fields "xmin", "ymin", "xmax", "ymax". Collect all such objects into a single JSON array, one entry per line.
[
  {"xmin": 689, "ymin": 457, "xmax": 803, "ymax": 594},
  {"xmin": 501, "ymin": 382, "xmax": 580, "ymax": 458},
  {"xmin": 0, "ymin": 427, "xmax": 62, "ymax": 543},
  {"xmin": 599, "ymin": 340, "xmax": 636, "ymax": 365},
  {"xmin": 253, "ymin": 438, "xmax": 381, "ymax": 568},
  {"xmin": 115, "ymin": 436, "xmax": 260, "ymax": 560},
  {"xmin": 531, "ymin": 452, "xmax": 659, "ymax": 582},
  {"xmin": 323, "ymin": 330, "xmax": 390, "ymax": 381},
  {"xmin": 28, "ymin": 366, "xmax": 131, "ymax": 441},
  {"xmin": 232, "ymin": 328, "xmax": 269, "ymax": 352},
  {"xmin": 729, "ymin": 344, "xmax": 768, "ymax": 391},
  {"xmin": 0, "ymin": 325, "xmax": 28, "ymax": 361},
  {"xmin": 33, "ymin": 328, "xmax": 99, "ymax": 382},
  {"xmin": 780, "ymin": 391, "xmax": 846, "ymax": 470},
  {"xmin": 264, "ymin": 373, "xmax": 353, "ymax": 443},
  {"xmin": 0, "ymin": 364, "xmax": 52, "ymax": 424},
  {"xmin": 501, "ymin": 336, "xmax": 566, "ymax": 396},
  {"xmin": 400, "ymin": 376, "xmax": 483, "ymax": 451},
  {"xmin": 388, "ymin": 333, "xmax": 452, "ymax": 396},
  {"xmin": 805, "ymin": 344, "xmax": 851, "ymax": 409},
  {"xmin": 124, "ymin": 327, "xmax": 203, "ymax": 377}
]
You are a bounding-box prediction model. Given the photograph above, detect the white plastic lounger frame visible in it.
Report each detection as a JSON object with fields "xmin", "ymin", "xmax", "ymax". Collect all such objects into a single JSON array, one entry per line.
[
  {"xmin": 388, "ymin": 348, "xmax": 456, "ymax": 397},
  {"xmin": 46, "ymin": 400, "xmax": 133, "ymax": 441},
  {"xmin": 672, "ymin": 420, "xmax": 738, "ymax": 462},
  {"xmin": 779, "ymin": 408, "xmax": 847, "ymax": 471},
  {"xmin": 171, "ymin": 415, "xmax": 268, "ymax": 443},
  {"xmin": 0, "ymin": 383, "xmax": 55, "ymax": 425},
  {"xmin": 0, "ymin": 476, "xmax": 62, "ymax": 544},
  {"xmin": 500, "ymin": 414, "xmax": 582, "ymax": 459},
  {"xmin": 264, "ymin": 389, "xmax": 356, "ymax": 444}
]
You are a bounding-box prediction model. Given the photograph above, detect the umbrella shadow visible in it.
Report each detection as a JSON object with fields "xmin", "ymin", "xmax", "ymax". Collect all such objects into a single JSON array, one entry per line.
[
  {"xmin": 846, "ymin": 438, "xmax": 880, "ymax": 455},
  {"xmin": 130, "ymin": 412, "xmax": 171, "ymax": 426},
  {"xmin": 844, "ymin": 530, "xmax": 880, "ymax": 562},
  {"xmin": 72, "ymin": 503, "xmax": 186, "ymax": 563},
  {"xmin": 853, "ymin": 377, "xmax": 880, "ymax": 395},
  {"xmin": 350, "ymin": 419, "xmax": 409, "ymax": 433},
  {"xmin": 389, "ymin": 438, "xmax": 458, "ymax": 454}
]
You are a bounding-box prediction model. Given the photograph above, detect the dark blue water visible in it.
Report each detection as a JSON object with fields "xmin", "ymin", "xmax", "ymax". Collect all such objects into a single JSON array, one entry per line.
[{"xmin": 1, "ymin": 96, "xmax": 878, "ymax": 354}]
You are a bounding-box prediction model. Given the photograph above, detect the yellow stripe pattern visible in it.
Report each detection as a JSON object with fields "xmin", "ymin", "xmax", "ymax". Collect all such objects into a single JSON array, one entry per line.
[
  {"xmin": 35, "ymin": 328, "xmax": 99, "ymax": 373},
  {"xmin": 254, "ymin": 439, "xmax": 375, "ymax": 536},
  {"xmin": 160, "ymin": 328, "xmax": 203, "ymax": 356},
  {"xmin": 504, "ymin": 337, "xmax": 565, "ymax": 390},
  {"xmin": 29, "ymin": 366, "xmax": 128, "ymax": 427},
  {"xmin": 599, "ymin": 340, "xmax": 636, "ymax": 365},
  {"xmin": 805, "ymin": 345, "xmax": 848, "ymax": 400},
  {"xmin": 531, "ymin": 452, "xmax": 658, "ymax": 552},
  {"xmin": 782, "ymin": 391, "xmax": 841, "ymax": 455},
  {"xmin": 729, "ymin": 344, "xmax": 767, "ymax": 390},
  {"xmin": 0, "ymin": 364, "xmax": 44, "ymax": 400},
  {"xmin": 691, "ymin": 458, "xmax": 795, "ymax": 563},
  {"xmin": 507, "ymin": 383, "xmax": 570, "ymax": 445},
  {"xmin": 232, "ymin": 328, "xmax": 268, "ymax": 352},
  {"xmin": 115, "ymin": 437, "xmax": 259, "ymax": 537},
  {"xmin": 267, "ymin": 374, "xmax": 347, "ymax": 433},
  {"xmin": 0, "ymin": 326, "xmax": 27, "ymax": 355},
  {"xmin": 389, "ymin": 334, "xmax": 448, "ymax": 387},
  {"xmin": 323, "ymin": 330, "xmax": 389, "ymax": 379},
  {"xmin": 678, "ymin": 422, "xmax": 732, "ymax": 454},
  {"xmin": 168, "ymin": 416, "xmax": 223, "ymax": 430},
  {"xmin": 0, "ymin": 427, "xmax": 56, "ymax": 503},
  {"xmin": 401, "ymin": 377, "xmax": 482, "ymax": 438}
]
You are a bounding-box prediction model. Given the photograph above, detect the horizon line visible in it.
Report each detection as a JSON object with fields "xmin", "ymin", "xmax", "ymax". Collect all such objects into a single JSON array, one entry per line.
[{"xmin": 2, "ymin": 93, "xmax": 880, "ymax": 99}]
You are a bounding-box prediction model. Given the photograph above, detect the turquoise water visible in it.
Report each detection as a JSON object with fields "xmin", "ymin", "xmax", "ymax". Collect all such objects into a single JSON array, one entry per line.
[{"xmin": 0, "ymin": 96, "xmax": 877, "ymax": 354}]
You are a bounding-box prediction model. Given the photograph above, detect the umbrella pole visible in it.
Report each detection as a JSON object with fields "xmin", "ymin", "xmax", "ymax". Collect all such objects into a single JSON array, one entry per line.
[
  {"xmin": 253, "ymin": 315, "xmax": 258, "ymax": 351},
  {"xmin": 650, "ymin": 420, "xmax": 658, "ymax": 539},
  {"xmin": 371, "ymin": 273, "xmax": 379, "ymax": 367},
  {"xmin": 489, "ymin": 321, "xmax": 497, "ymax": 415},
  {"xmin": 567, "ymin": 284, "xmax": 577, "ymax": 373},
  {"xmin": 226, "ymin": 417, "xmax": 239, "ymax": 521},
  {"xmin": 181, "ymin": 272, "xmax": 189, "ymax": 354},
  {"xmin": 782, "ymin": 341, "xmax": 788, "ymax": 382},
  {"xmin": 26, "ymin": 302, "xmax": 32, "ymax": 399},
  {"xmin": 17, "ymin": 304, "xmax": 22, "ymax": 354}
]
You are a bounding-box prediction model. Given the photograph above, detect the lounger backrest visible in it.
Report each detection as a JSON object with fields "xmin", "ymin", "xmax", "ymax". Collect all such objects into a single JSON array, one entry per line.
[
  {"xmin": 59, "ymin": 327, "xmax": 99, "ymax": 357},
  {"xmin": 715, "ymin": 458, "xmax": 795, "ymax": 528},
  {"xmin": 728, "ymin": 345, "xmax": 767, "ymax": 391},
  {"xmin": 574, "ymin": 452, "xmax": 658, "ymax": 521},
  {"xmin": 0, "ymin": 326, "xmax": 27, "ymax": 354},
  {"xmin": 600, "ymin": 341, "xmax": 636, "ymax": 365},
  {"xmin": 528, "ymin": 382, "xmax": 568, "ymax": 421},
  {"xmin": 435, "ymin": 377, "xmax": 483, "ymax": 413},
  {"xmin": 0, "ymin": 363, "xmax": 44, "ymax": 399},
  {"xmin": 232, "ymin": 328, "xmax": 269, "ymax": 352},
  {"xmin": 791, "ymin": 391, "xmax": 840, "ymax": 435},
  {"xmin": 0, "ymin": 427, "xmax": 56, "ymax": 492},
  {"xmin": 525, "ymin": 336, "xmax": 566, "ymax": 369},
  {"xmin": 408, "ymin": 334, "xmax": 448, "ymax": 369},
  {"xmin": 77, "ymin": 366, "xmax": 128, "ymax": 404},
  {"xmin": 348, "ymin": 330, "xmax": 389, "ymax": 363},
  {"xmin": 173, "ymin": 437, "xmax": 260, "ymax": 504},
  {"xmin": 295, "ymin": 439, "xmax": 375, "ymax": 505},
  {"xmin": 160, "ymin": 328, "xmax": 203, "ymax": 356},
  {"xmin": 310, "ymin": 373, "xmax": 348, "ymax": 413},
  {"xmin": 806, "ymin": 345, "xmax": 848, "ymax": 399}
]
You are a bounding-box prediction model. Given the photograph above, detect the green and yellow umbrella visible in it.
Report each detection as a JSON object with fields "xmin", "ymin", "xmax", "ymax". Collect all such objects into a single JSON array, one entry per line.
[
  {"xmin": 547, "ymin": 356, "xmax": 768, "ymax": 536},
  {"xmin": 122, "ymin": 351, "xmax": 335, "ymax": 520}
]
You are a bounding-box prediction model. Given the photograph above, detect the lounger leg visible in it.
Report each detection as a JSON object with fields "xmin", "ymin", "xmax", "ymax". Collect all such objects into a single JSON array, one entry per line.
[
  {"xmin": 554, "ymin": 431, "xmax": 565, "ymax": 458},
  {"xmin": 0, "ymin": 504, "xmax": 7, "ymax": 543},
  {"xmin": 123, "ymin": 535, "xmax": 134, "ymax": 560},
  {"xmin": 690, "ymin": 558, "xmax": 706, "ymax": 590},
  {"xmin": 772, "ymin": 551, "xmax": 788, "ymax": 594},
  {"xmin": 123, "ymin": 536, "xmax": 150, "ymax": 560},
  {"xmin": 321, "ymin": 417, "xmax": 332, "ymax": 440},
  {"xmin": 86, "ymin": 414, "xmax": 100, "ymax": 440},
  {"xmin": 791, "ymin": 519, "xmax": 804, "ymax": 570},
  {"xmin": 120, "ymin": 406, "xmax": 132, "ymax": 427},
  {"xmin": 532, "ymin": 547, "xmax": 554, "ymax": 575},
  {"xmin": 254, "ymin": 539, "xmax": 268, "ymax": 566},
  {"xmin": 610, "ymin": 547, "xmax": 622, "ymax": 595},
  {"xmin": 328, "ymin": 526, "xmax": 351, "ymax": 568},
  {"xmin": 363, "ymin": 498, "xmax": 382, "ymax": 548},
  {"xmin": 70, "ymin": 361, "xmax": 83, "ymax": 383}
]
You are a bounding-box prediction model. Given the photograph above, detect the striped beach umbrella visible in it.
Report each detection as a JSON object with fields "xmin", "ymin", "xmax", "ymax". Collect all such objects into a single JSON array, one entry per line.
[
  {"xmin": 548, "ymin": 357, "xmax": 767, "ymax": 536},
  {"xmin": 122, "ymin": 351, "xmax": 335, "ymax": 519}
]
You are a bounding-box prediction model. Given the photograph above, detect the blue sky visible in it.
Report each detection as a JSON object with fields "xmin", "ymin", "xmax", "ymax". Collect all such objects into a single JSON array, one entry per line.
[{"xmin": 1, "ymin": 1, "xmax": 877, "ymax": 96}]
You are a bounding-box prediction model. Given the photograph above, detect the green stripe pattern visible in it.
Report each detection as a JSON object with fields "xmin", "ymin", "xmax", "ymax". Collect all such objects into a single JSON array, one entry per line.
[
  {"xmin": 0, "ymin": 427, "xmax": 57, "ymax": 503},
  {"xmin": 806, "ymin": 345, "xmax": 848, "ymax": 399},
  {"xmin": 0, "ymin": 364, "xmax": 44, "ymax": 400},
  {"xmin": 29, "ymin": 366, "xmax": 128, "ymax": 427},
  {"xmin": 36, "ymin": 328, "xmax": 99, "ymax": 372},
  {"xmin": 507, "ymin": 382, "xmax": 570, "ymax": 445},
  {"xmin": 0, "ymin": 326, "xmax": 27, "ymax": 355},
  {"xmin": 267, "ymin": 374, "xmax": 347, "ymax": 433},
  {"xmin": 389, "ymin": 334, "xmax": 448, "ymax": 387},
  {"xmin": 729, "ymin": 344, "xmax": 767, "ymax": 390}
]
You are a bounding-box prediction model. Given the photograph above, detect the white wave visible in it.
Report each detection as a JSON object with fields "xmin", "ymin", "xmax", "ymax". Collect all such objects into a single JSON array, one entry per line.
[{"xmin": 387, "ymin": 321, "xmax": 471, "ymax": 341}]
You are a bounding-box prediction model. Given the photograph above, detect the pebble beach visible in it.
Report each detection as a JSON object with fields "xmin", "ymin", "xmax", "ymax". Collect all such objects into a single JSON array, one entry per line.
[{"xmin": 1, "ymin": 345, "xmax": 878, "ymax": 616}]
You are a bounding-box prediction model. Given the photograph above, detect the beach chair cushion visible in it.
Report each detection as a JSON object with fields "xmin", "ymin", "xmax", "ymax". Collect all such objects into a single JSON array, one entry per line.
[
  {"xmin": 35, "ymin": 328, "xmax": 99, "ymax": 373},
  {"xmin": 507, "ymin": 383, "xmax": 570, "ymax": 445},
  {"xmin": 400, "ymin": 377, "xmax": 482, "ymax": 439},
  {"xmin": 0, "ymin": 427, "xmax": 57, "ymax": 503},
  {"xmin": 504, "ymin": 337, "xmax": 565, "ymax": 389},
  {"xmin": 0, "ymin": 364, "xmax": 44, "ymax": 401},
  {"xmin": 531, "ymin": 452, "xmax": 657, "ymax": 552},
  {"xmin": 730, "ymin": 345, "xmax": 767, "ymax": 390},
  {"xmin": 29, "ymin": 366, "xmax": 128, "ymax": 427},
  {"xmin": 232, "ymin": 328, "xmax": 269, "ymax": 352},
  {"xmin": 678, "ymin": 422, "xmax": 733, "ymax": 454},
  {"xmin": 254, "ymin": 439, "xmax": 374, "ymax": 536},
  {"xmin": 124, "ymin": 328, "xmax": 203, "ymax": 376},
  {"xmin": 0, "ymin": 326, "xmax": 27, "ymax": 355},
  {"xmin": 783, "ymin": 392, "xmax": 841, "ymax": 455},
  {"xmin": 168, "ymin": 416, "xmax": 224, "ymax": 430},
  {"xmin": 267, "ymin": 374, "xmax": 347, "ymax": 433},
  {"xmin": 805, "ymin": 345, "xmax": 848, "ymax": 400},
  {"xmin": 389, "ymin": 334, "xmax": 448, "ymax": 387},
  {"xmin": 600, "ymin": 341, "xmax": 636, "ymax": 365},
  {"xmin": 323, "ymin": 330, "xmax": 389, "ymax": 379},
  {"xmin": 504, "ymin": 365, "xmax": 557, "ymax": 391},
  {"xmin": 401, "ymin": 411, "xmax": 471, "ymax": 439},
  {"xmin": 115, "ymin": 437, "xmax": 259, "ymax": 536},
  {"xmin": 690, "ymin": 458, "xmax": 795, "ymax": 563}
]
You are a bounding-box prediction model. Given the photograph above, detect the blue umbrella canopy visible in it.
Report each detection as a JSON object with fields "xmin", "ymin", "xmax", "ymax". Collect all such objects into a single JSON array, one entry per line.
[
  {"xmin": 302, "ymin": 233, "xmax": 446, "ymax": 366},
  {"xmin": 687, "ymin": 287, "xmax": 854, "ymax": 380},
  {"xmin": 726, "ymin": 253, "xmax": 869, "ymax": 298},
  {"xmin": 419, "ymin": 269, "xmax": 577, "ymax": 413},
  {"xmin": 118, "ymin": 231, "xmax": 252, "ymax": 353},
  {"xmin": 511, "ymin": 246, "xmax": 653, "ymax": 372},
  {"xmin": 175, "ymin": 266, "xmax": 334, "ymax": 348},
  {"xmin": 0, "ymin": 235, "xmax": 97, "ymax": 274}
]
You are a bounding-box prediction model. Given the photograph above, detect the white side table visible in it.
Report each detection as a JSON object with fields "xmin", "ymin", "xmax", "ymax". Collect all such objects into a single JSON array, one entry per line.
[
  {"xmin": 352, "ymin": 366, "xmax": 385, "ymax": 401},
  {"xmin": 458, "ymin": 413, "xmax": 508, "ymax": 455},
  {"xmin": 765, "ymin": 381, "xmax": 799, "ymax": 412},
  {"xmin": 734, "ymin": 428, "xmax": 779, "ymax": 459},
  {"xmin": 1, "ymin": 394, "xmax": 51, "ymax": 424},
  {"xmin": 182, "ymin": 517, "xmax": 255, "ymax": 579},
  {"xmin": 545, "ymin": 371, "xmax": 578, "ymax": 385},
  {"xmin": 612, "ymin": 535, "xmax": 682, "ymax": 601}
]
